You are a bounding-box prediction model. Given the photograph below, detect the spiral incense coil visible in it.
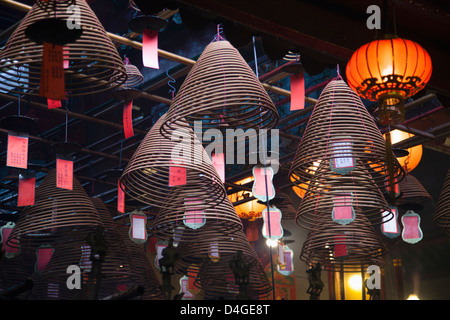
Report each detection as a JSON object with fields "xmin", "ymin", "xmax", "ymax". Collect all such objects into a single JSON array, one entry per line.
[
  {"xmin": 174, "ymin": 227, "xmax": 257, "ymax": 273},
  {"xmin": 300, "ymin": 211, "xmax": 388, "ymax": 272},
  {"xmin": 176, "ymin": 230, "xmax": 271, "ymax": 299},
  {"xmin": 295, "ymin": 163, "xmax": 394, "ymax": 229},
  {"xmin": 196, "ymin": 256, "xmax": 272, "ymax": 300},
  {"xmin": 6, "ymin": 169, "xmax": 102, "ymax": 250},
  {"xmin": 116, "ymin": 225, "xmax": 164, "ymax": 300},
  {"xmin": 434, "ymin": 170, "xmax": 450, "ymax": 235},
  {"xmin": 0, "ymin": 0, "xmax": 127, "ymax": 98},
  {"xmin": 151, "ymin": 194, "xmax": 243, "ymax": 242},
  {"xmin": 159, "ymin": 40, "xmax": 279, "ymax": 139},
  {"xmin": 289, "ymin": 79, "xmax": 404, "ymax": 195},
  {"xmin": 119, "ymin": 113, "xmax": 228, "ymax": 210},
  {"xmin": 0, "ymin": 250, "xmax": 36, "ymax": 298},
  {"xmin": 397, "ymin": 174, "xmax": 432, "ymax": 206},
  {"xmin": 122, "ymin": 63, "xmax": 144, "ymax": 88}
]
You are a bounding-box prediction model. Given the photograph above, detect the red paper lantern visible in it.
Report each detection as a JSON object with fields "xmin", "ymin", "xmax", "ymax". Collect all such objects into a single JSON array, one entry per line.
[{"xmin": 346, "ymin": 37, "xmax": 432, "ymax": 125}]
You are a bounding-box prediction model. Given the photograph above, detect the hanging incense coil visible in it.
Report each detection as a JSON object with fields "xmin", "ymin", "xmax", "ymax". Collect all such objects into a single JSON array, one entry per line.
[
  {"xmin": 175, "ymin": 229, "xmax": 271, "ymax": 299},
  {"xmin": 159, "ymin": 40, "xmax": 279, "ymax": 139},
  {"xmin": 116, "ymin": 225, "xmax": 164, "ymax": 300},
  {"xmin": 6, "ymin": 169, "xmax": 102, "ymax": 250},
  {"xmin": 295, "ymin": 163, "xmax": 394, "ymax": 229},
  {"xmin": 300, "ymin": 211, "xmax": 388, "ymax": 272},
  {"xmin": 434, "ymin": 170, "xmax": 450, "ymax": 235},
  {"xmin": 0, "ymin": 0, "xmax": 127, "ymax": 98},
  {"xmin": 289, "ymin": 79, "xmax": 404, "ymax": 195},
  {"xmin": 397, "ymin": 174, "xmax": 432, "ymax": 206},
  {"xmin": 119, "ymin": 113, "xmax": 228, "ymax": 210},
  {"xmin": 0, "ymin": 250, "xmax": 36, "ymax": 298},
  {"xmin": 151, "ymin": 194, "xmax": 243, "ymax": 242}
]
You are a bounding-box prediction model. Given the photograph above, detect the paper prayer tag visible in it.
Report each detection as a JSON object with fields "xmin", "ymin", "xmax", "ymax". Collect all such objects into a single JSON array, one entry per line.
[
  {"xmin": 40, "ymin": 42, "xmax": 65, "ymax": 100},
  {"xmin": 123, "ymin": 101, "xmax": 134, "ymax": 139},
  {"xmin": 18, "ymin": 176, "xmax": 36, "ymax": 207},
  {"xmin": 142, "ymin": 29, "xmax": 159, "ymax": 69},
  {"xmin": 56, "ymin": 157, "xmax": 73, "ymax": 190},
  {"xmin": 7, "ymin": 133, "xmax": 28, "ymax": 169},
  {"xmin": 290, "ymin": 73, "xmax": 305, "ymax": 111}
]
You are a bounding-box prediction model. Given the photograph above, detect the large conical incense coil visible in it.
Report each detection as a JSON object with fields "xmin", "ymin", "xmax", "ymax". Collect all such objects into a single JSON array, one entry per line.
[
  {"xmin": 177, "ymin": 230, "xmax": 271, "ymax": 299},
  {"xmin": 289, "ymin": 79, "xmax": 404, "ymax": 195},
  {"xmin": 120, "ymin": 113, "xmax": 227, "ymax": 210},
  {"xmin": 175, "ymin": 226, "xmax": 256, "ymax": 273},
  {"xmin": 196, "ymin": 256, "xmax": 272, "ymax": 300},
  {"xmin": 151, "ymin": 194, "xmax": 243, "ymax": 242},
  {"xmin": 434, "ymin": 170, "xmax": 450, "ymax": 235},
  {"xmin": 0, "ymin": 0, "xmax": 126, "ymax": 98},
  {"xmin": 397, "ymin": 174, "xmax": 432, "ymax": 206},
  {"xmin": 159, "ymin": 40, "xmax": 279, "ymax": 139},
  {"xmin": 300, "ymin": 211, "xmax": 388, "ymax": 273},
  {"xmin": 6, "ymin": 169, "xmax": 102, "ymax": 250},
  {"xmin": 116, "ymin": 225, "xmax": 164, "ymax": 300},
  {"xmin": 295, "ymin": 163, "xmax": 393, "ymax": 229}
]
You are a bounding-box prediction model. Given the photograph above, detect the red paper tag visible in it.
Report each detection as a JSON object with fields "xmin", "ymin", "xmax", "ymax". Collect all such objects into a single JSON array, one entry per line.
[
  {"xmin": 169, "ymin": 162, "xmax": 187, "ymax": 186},
  {"xmin": 142, "ymin": 29, "xmax": 159, "ymax": 69},
  {"xmin": 7, "ymin": 133, "xmax": 28, "ymax": 169},
  {"xmin": 47, "ymin": 98, "xmax": 61, "ymax": 109},
  {"xmin": 36, "ymin": 247, "xmax": 53, "ymax": 272},
  {"xmin": 211, "ymin": 152, "xmax": 225, "ymax": 182},
  {"xmin": 334, "ymin": 235, "xmax": 348, "ymax": 258},
  {"xmin": 56, "ymin": 158, "xmax": 73, "ymax": 190},
  {"xmin": 40, "ymin": 41, "xmax": 65, "ymax": 100},
  {"xmin": 18, "ymin": 176, "xmax": 36, "ymax": 207},
  {"xmin": 123, "ymin": 101, "xmax": 134, "ymax": 139},
  {"xmin": 290, "ymin": 74, "xmax": 305, "ymax": 110},
  {"xmin": 117, "ymin": 180, "xmax": 125, "ymax": 213}
]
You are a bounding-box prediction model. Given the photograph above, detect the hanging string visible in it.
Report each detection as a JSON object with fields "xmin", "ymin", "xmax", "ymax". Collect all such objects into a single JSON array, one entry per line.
[
  {"xmin": 64, "ymin": 102, "xmax": 69, "ymax": 143},
  {"xmin": 253, "ymin": 35, "xmax": 276, "ymax": 300}
]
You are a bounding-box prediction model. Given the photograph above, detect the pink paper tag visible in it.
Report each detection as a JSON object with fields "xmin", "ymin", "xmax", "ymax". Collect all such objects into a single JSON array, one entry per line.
[
  {"xmin": 7, "ymin": 133, "xmax": 28, "ymax": 169},
  {"xmin": 63, "ymin": 48, "xmax": 69, "ymax": 69},
  {"xmin": 333, "ymin": 194, "xmax": 353, "ymax": 220},
  {"xmin": 402, "ymin": 215, "xmax": 420, "ymax": 239},
  {"xmin": 123, "ymin": 101, "xmax": 134, "ymax": 139},
  {"xmin": 169, "ymin": 161, "xmax": 187, "ymax": 186},
  {"xmin": 211, "ymin": 152, "xmax": 225, "ymax": 182},
  {"xmin": 252, "ymin": 167, "xmax": 275, "ymax": 200},
  {"xmin": 56, "ymin": 158, "xmax": 73, "ymax": 190},
  {"xmin": 290, "ymin": 74, "xmax": 305, "ymax": 110},
  {"xmin": 142, "ymin": 29, "xmax": 159, "ymax": 69},
  {"xmin": 47, "ymin": 99, "xmax": 62, "ymax": 109},
  {"xmin": 18, "ymin": 176, "xmax": 36, "ymax": 207},
  {"xmin": 262, "ymin": 207, "xmax": 283, "ymax": 238}
]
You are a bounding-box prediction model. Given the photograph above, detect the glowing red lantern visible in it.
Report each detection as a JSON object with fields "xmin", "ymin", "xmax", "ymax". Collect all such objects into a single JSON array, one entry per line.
[{"xmin": 346, "ymin": 37, "xmax": 432, "ymax": 125}]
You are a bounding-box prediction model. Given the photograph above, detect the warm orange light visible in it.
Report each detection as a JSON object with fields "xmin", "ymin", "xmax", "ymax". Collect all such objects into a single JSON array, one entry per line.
[
  {"xmin": 384, "ymin": 129, "xmax": 423, "ymax": 172},
  {"xmin": 346, "ymin": 37, "xmax": 432, "ymax": 125},
  {"xmin": 228, "ymin": 177, "xmax": 265, "ymax": 220},
  {"xmin": 346, "ymin": 38, "xmax": 432, "ymax": 102}
]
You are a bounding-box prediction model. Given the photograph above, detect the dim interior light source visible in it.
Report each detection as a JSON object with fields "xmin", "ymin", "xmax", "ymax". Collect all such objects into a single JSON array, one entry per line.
[
  {"xmin": 347, "ymin": 274, "xmax": 363, "ymax": 291},
  {"xmin": 266, "ymin": 238, "xmax": 279, "ymax": 248},
  {"xmin": 384, "ymin": 129, "xmax": 423, "ymax": 172},
  {"xmin": 228, "ymin": 177, "xmax": 266, "ymax": 220}
]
